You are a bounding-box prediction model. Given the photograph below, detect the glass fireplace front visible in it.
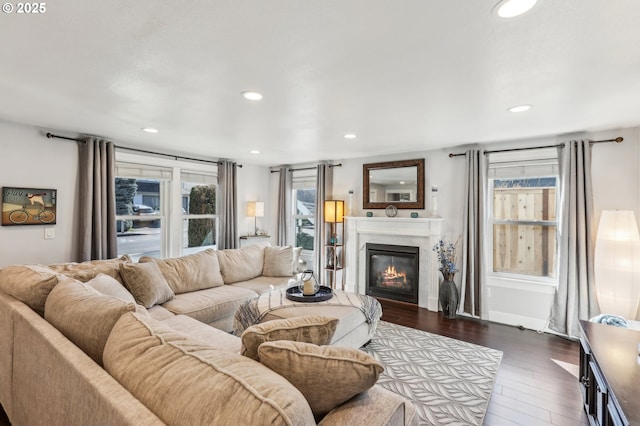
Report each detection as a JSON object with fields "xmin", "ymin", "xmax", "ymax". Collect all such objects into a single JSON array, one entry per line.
[{"xmin": 366, "ymin": 243, "xmax": 419, "ymax": 304}]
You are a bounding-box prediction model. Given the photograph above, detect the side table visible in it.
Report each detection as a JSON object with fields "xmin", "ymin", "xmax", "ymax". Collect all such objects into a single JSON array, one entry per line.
[{"xmin": 239, "ymin": 234, "xmax": 271, "ymax": 247}]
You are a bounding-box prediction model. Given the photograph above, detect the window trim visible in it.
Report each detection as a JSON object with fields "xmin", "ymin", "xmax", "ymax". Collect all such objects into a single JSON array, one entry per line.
[
  {"xmin": 293, "ymin": 187, "xmax": 316, "ymax": 254},
  {"xmin": 180, "ymin": 174, "xmax": 218, "ymax": 255},
  {"xmin": 115, "ymin": 151, "xmax": 218, "ymax": 258},
  {"xmin": 292, "ymin": 168, "xmax": 318, "ymax": 267},
  {"xmin": 487, "ymin": 176, "xmax": 559, "ymax": 284}
]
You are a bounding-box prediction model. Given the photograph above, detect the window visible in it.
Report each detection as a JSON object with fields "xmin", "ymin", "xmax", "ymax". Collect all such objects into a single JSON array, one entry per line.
[
  {"xmin": 292, "ymin": 169, "xmax": 317, "ymax": 269},
  {"xmin": 488, "ymin": 149, "xmax": 559, "ymax": 280},
  {"xmin": 115, "ymin": 163, "xmax": 171, "ymax": 261},
  {"xmin": 181, "ymin": 172, "xmax": 217, "ymax": 255},
  {"xmin": 114, "ymin": 154, "xmax": 217, "ymax": 261},
  {"xmin": 115, "ymin": 177, "xmax": 165, "ymax": 260}
]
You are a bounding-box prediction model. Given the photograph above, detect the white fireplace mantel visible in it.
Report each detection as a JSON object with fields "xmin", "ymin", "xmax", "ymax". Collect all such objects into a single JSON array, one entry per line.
[{"xmin": 344, "ymin": 216, "xmax": 443, "ymax": 311}]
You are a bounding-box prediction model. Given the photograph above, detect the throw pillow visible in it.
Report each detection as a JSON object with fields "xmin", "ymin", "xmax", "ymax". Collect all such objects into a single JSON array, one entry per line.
[
  {"xmin": 119, "ymin": 262, "xmax": 175, "ymax": 308},
  {"xmin": 262, "ymin": 246, "xmax": 294, "ymax": 277},
  {"xmin": 103, "ymin": 312, "xmax": 315, "ymax": 425},
  {"xmin": 44, "ymin": 275, "xmax": 137, "ymax": 366},
  {"xmin": 241, "ymin": 315, "xmax": 338, "ymax": 360},
  {"xmin": 216, "ymin": 244, "xmax": 266, "ymax": 284},
  {"xmin": 0, "ymin": 264, "xmax": 59, "ymax": 316},
  {"xmin": 258, "ymin": 341, "xmax": 384, "ymax": 419},
  {"xmin": 86, "ymin": 273, "xmax": 136, "ymax": 303},
  {"xmin": 139, "ymin": 249, "xmax": 224, "ymax": 294},
  {"xmin": 48, "ymin": 255, "xmax": 132, "ymax": 284}
]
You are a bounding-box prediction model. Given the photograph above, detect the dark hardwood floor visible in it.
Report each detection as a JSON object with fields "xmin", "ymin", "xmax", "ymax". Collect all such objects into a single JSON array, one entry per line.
[
  {"xmin": 0, "ymin": 300, "xmax": 588, "ymax": 426},
  {"xmin": 379, "ymin": 298, "xmax": 589, "ymax": 426}
]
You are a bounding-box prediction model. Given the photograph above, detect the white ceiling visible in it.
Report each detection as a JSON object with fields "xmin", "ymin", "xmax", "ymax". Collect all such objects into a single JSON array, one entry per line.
[{"xmin": 2, "ymin": 0, "xmax": 640, "ymax": 166}]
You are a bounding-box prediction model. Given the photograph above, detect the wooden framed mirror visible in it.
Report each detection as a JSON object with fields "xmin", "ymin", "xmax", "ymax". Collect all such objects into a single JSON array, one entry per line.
[{"xmin": 363, "ymin": 158, "xmax": 425, "ymax": 209}]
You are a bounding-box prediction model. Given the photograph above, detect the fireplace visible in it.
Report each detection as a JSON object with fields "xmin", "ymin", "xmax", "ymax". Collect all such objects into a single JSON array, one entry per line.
[{"xmin": 366, "ymin": 243, "xmax": 419, "ymax": 304}]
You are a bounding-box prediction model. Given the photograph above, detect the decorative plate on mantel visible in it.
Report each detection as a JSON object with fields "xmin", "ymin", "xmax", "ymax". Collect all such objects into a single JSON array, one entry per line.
[{"xmin": 385, "ymin": 205, "xmax": 398, "ymax": 217}]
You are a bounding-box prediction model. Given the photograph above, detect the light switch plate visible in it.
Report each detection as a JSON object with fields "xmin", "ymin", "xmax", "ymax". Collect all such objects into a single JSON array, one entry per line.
[{"xmin": 44, "ymin": 228, "xmax": 55, "ymax": 239}]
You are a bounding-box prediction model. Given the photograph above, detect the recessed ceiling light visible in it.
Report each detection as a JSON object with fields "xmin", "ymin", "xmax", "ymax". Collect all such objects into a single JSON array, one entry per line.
[
  {"xmin": 493, "ymin": 0, "xmax": 537, "ymax": 18},
  {"xmin": 242, "ymin": 91, "xmax": 263, "ymax": 101},
  {"xmin": 344, "ymin": 133, "xmax": 357, "ymax": 139},
  {"xmin": 508, "ymin": 104, "xmax": 531, "ymax": 113},
  {"xmin": 250, "ymin": 150, "xmax": 260, "ymax": 154},
  {"xmin": 142, "ymin": 128, "xmax": 159, "ymax": 133}
]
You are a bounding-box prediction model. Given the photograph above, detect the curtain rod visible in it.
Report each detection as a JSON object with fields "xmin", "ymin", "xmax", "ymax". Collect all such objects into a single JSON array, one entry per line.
[
  {"xmin": 45, "ymin": 132, "xmax": 242, "ymax": 167},
  {"xmin": 270, "ymin": 163, "xmax": 343, "ymax": 173},
  {"xmin": 448, "ymin": 137, "xmax": 624, "ymax": 158}
]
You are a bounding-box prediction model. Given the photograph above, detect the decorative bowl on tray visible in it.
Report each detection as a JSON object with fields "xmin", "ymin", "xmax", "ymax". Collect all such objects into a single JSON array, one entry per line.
[{"xmin": 285, "ymin": 285, "xmax": 333, "ymax": 302}]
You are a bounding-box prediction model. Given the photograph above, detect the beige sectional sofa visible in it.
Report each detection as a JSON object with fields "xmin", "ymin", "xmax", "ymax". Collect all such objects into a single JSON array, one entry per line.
[
  {"xmin": 0, "ymin": 243, "xmax": 417, "ymax": 426},
  {"xmin": 137, "ymin": 243, "xmax": 301, "ymax": 331}
]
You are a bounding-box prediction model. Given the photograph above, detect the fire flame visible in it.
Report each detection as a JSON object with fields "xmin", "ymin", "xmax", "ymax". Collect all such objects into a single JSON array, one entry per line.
[{"xmin": 383, "ymin": 264, "xmax": 406, "ymax": 284}]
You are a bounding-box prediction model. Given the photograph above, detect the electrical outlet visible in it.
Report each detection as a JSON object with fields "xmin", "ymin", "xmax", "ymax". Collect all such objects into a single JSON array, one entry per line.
[{"xmin": 44, "ymin": 228, "xmax": 55, "ymax": 239}]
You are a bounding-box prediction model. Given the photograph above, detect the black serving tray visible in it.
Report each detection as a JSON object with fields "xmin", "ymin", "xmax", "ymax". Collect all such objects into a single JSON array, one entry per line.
[{"xmin": 285, "ymin": 285, "xmax": 333, "ymax": 302}]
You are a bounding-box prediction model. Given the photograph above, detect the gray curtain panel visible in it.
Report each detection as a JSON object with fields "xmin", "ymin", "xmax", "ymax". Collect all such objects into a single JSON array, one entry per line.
[
  {"xmin": 460, "ymin": 149, "xmax": 488, "ymax": 319},
  {"xmin": 314, "ymin": 163, "xmax": 333, "ymax": 283},
  {"xmin": 276, "ymin": 166, "xmax": 292, "ymax": 246},
  {"xmin": 77, "ymin": 138, "xmax": 117, "ymax": 261},
  {"xmin": 218, "ymin": 160, "xmax": 238, "ymax": 250},
  {"xmin": 549, "ymin": 140, "xmax": 599, "ymax": 338}
]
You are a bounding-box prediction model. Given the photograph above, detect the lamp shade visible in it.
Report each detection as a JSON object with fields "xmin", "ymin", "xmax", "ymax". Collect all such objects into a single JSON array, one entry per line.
[
  {"xmin": 247, "ymin": 201, "xmax": 264, "ymax": 218},
  {"xmin": 324, "ymin": 200, "xmax": 344, "ymax": 223},
  {"xmin": 594, "ymin": 210, "xmax": 640, "ymax": 319}
]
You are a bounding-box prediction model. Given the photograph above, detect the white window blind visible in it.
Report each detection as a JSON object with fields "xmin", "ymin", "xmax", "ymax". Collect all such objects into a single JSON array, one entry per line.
[
  {"xmin": 181, "ymin": 171, "xmax": 218, "ymax": 185},
  {"xmin": 292, "ymin": 168, "xmax": 317, "ymax": 189},
  {"xmin": 488, "ymin": 148, "xmax": 559, "ymax": 179},
  {"xmin": 115, "ymin": 162, "xmax": 173, "ymax": 180}
]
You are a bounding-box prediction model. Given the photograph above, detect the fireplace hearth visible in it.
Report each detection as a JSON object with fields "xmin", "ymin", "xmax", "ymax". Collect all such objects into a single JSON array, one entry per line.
[{"xmin": 366, "ymin": 243, "xmax": 419, "ymax": 304}]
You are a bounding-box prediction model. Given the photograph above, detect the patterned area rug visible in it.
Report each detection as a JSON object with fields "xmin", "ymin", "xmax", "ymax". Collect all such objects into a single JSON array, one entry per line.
[{"xmin": 362, "ymin": 321, "xmax": 503, "ymax": 426}]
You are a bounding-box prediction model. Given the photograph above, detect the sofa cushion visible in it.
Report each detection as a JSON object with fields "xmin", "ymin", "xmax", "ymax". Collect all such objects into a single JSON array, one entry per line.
[
  {"xmin": 318, "ymin": 385, "xmax": 416, "ymax": 426},
  {"xmin": 86, "ymin": 273, "xmax": 136, "ymax": 303},
  {"xmin": 47, "ymin": 255, "xmax": 131, "ymax": 284},
  {"xmin": 146, "ymin": 305, "xmax": 175, "ymax": 321},
  {"xmin": 161, "ymin": 314, "xmax": 242, "ymax": 353},
  {"xmin": 103, "ymin": 312, "xmax": 316, "ymax": 426},
  {"xmin": 139, "ymin": 249, "xmax": 224, "ymax": 294},
  {"xmin": 119, "ymin": 262, "xmax": 175, "ymax": 308},
  {"xmin": 263, "ymin": 246, "xmax": 295, "ymax": 277},
  {"xmin": 161, "ymin": 285, "xmax": 257, "ymax": 327},
  {"xmin": 216, "ymin": 244, "xmax": 266, "ymax": 284},
  {"xmin": 241, "ymin": 316, "xmax": 338, "ymax": 360},
  {"xmin": 0, "ymin": 264, "xmax": 59, "ymax": 316},
  {"xmin": 258, "ymin": 341, "xmax": 384, "ymax": 419},
  {"xmin": 44, "ymin": 276, "xmax": 137, "ymax": 366},
  {"xmin": 229, "ymin": 276, "xmax": 294, "ymax": 295}
]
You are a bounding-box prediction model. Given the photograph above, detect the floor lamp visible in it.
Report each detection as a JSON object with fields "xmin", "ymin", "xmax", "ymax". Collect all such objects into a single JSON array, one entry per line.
[
  {"xmin": 594, "ymin": 210, "xmax": 640, "ymax": 319},
  {"xmin": 324, "ymin": 200, "xmax": 344, "ymax": 289}
]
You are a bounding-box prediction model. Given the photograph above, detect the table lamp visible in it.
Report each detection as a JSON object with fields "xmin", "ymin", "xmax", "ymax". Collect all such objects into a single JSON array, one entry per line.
[{"xmin": 247, "ymin": 201, "xmax": 264, "ymax": 236}]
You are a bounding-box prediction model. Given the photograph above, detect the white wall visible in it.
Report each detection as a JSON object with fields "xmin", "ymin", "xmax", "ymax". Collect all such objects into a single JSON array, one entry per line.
[
  {"xmin": 330, "ymin": 126, "xmax": 640, "ymax": 328},
  {"xmin": 0, "ymin": 121, "xmax": 78, "ymax": 267},
  {"xmin": 590, "ymin": 127, "xmax": 640, "ymax": 220},
  {"xmin": 237, "ymin": 163, "xmax": 272, "ymax": 240},
  {"xmin": 332, "ymin": 150, "xmax": 464, "ymax": 239},
  {"xmin": 3, "ymin": 116, "xmax": 637, "ymax": 326},
  {"xmin": 0, "ymin": 120, "xmax": 272, "ymax": 267}
]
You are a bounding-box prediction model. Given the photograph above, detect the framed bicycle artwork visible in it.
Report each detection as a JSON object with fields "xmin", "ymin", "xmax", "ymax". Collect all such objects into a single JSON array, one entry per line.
[{"xmin": 1, "ymin": 187, "xmax": 57, "ymax": 226}]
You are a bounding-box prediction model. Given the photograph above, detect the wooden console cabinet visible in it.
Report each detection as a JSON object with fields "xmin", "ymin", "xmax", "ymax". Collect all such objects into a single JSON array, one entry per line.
[{"xmin": 579, "ymin": 320, "xmax": 640, "ymax": 426}]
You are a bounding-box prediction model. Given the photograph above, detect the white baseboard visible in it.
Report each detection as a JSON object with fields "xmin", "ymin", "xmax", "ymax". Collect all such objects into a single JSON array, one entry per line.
[{"xmin": 488, "ymin": 310, "xmax": 548, "ymax": 331}]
